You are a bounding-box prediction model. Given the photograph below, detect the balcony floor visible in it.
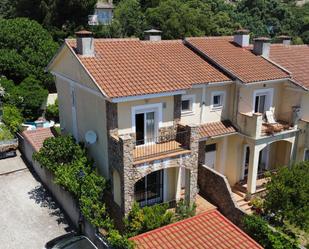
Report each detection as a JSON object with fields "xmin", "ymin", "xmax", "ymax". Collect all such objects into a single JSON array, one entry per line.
[
  {"xmin": 261, "ymin": 121, "xmax": 294, "ymax": 136},
  {"xmin": 133, "ymin": 141, "xmax": 190, "ymax": 165}
]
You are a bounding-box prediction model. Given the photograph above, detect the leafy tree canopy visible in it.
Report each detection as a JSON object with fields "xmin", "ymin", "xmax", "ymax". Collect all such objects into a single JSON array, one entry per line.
[
  {"xmin": 0, "ymin": 18, "xmax": 58, "ymax": 89},
  {"xmin": 264, "ymin": 162, "xmax": 309, "ymax": 232}
]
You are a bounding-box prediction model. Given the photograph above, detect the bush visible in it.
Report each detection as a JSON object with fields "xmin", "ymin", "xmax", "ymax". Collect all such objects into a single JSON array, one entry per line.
[
  {"xmin": 2, "ymin": 105, "xmax": 24, "ymax": 133},
  {"xmin": 45, "ymin": 99, "xmax": 59, "ymax": 122},
  {"xmin": 174, "ymin": 199, "xmax": 196, "ymax": 221},
  {"xmin": 124, "ymin": 202, "xmax": 173, "ymax": 237},
  {"xmin": 33, "ymin": 135, "xmax": 132, "ymax": 249},
  {"xmin": 3, "ymin": 76, "xmax": 48, "ymax": 120},
  {"xmin": 0, "ymin": 124, "xmax": 14, "ymax": 140},
  {"xmin": 243, "ymin": 215, "xmax": 299, "ymax": 249}
]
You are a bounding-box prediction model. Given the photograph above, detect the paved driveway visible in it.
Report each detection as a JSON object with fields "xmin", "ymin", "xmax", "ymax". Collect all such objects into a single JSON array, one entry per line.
[{"xmin": 0, "ymin": 152, "xmax": 73, "ymax": 249}]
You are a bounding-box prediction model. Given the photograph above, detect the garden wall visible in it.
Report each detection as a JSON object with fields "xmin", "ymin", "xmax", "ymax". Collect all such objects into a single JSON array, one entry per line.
[
  {"xmin": 17, "ymin": 133, "xmax": 110, "ymax": 249},
  {"xmin": 198, "ymin": 164, "xmax": 245, "ymax": 226}
]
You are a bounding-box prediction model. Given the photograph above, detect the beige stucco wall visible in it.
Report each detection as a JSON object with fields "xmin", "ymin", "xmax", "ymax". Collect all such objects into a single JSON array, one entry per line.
[
  {"xmin": 180, "ymin": 84, "xmax": 233, "ymax": 126},
  {"xmin": 165, "ymin": 167, "xmax": 177, "ymax": 201},
  {"xmin": 117, "ymin": 96, "xmax": 174, "ymax": 135},
  {"xmin": 55, "ymin": 77, "xmax": 74, "ymax": 135},
  {"xmin": 51, "ymin": 44, "xmax": 101, "ymax": 92},
  {"xmin": 50, "ymin": 44, "xmax": 109, "ymax": 178}
]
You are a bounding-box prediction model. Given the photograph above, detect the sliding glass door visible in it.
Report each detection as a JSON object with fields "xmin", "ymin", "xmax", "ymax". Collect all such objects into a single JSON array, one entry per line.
[{"xmin": 135, "ymin": 110, "xmax": 156, "ymax": 145}]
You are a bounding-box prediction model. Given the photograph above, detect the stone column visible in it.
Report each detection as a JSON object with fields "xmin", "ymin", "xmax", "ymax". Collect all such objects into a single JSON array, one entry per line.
[
  {"xmin": 187, "ymin": 124, "xmax": 199, "ymax": 203},
  {"xmin": 174, "ymin": 95, "xmax": 181, "ymax": 127},
  {"xmin": 106, "ymin": 101, "xmax": 118, "ymax": 136},
  {"xmin": 119, "ymin": 134, "xmax": 135, "ymax": 215},
  {"xmin": 198, "ymin": 141, "xmax": 205, "ymax": 165},
  {"xmin": 246, "ymin": 145, "xmax": 260, "ymax": 194}
]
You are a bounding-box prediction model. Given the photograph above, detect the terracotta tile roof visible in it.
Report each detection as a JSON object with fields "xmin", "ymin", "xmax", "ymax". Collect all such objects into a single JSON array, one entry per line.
[
  {"xmin": 269, "ymin": 44, "xmax": 309, "ymax": 89},
  {"xmin": 199, "ymin": 120, "xmax": 237, "ymax": 139},
  {"xmin": 22, "ymin": 128, "xmax": 55, "ymax": 152},
  {"xmin": 66, "ymin": 39, "xmax": 230, "ymax": 98},
  {"xmin": 185, "ymin": 36, "xmax": 289, "ymax": 83},
  {"xmin": 130, "ymin": 209, "xmax": 263, "ymax": 249}
]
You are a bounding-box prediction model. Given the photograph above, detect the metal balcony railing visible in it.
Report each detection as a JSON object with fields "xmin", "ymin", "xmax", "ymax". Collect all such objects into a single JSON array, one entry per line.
[{"xmin": 133, "ymin": 130, "xmax": 189, "ymax": 161}]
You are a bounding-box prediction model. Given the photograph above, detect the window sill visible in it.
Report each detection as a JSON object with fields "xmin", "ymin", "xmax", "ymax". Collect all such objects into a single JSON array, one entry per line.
[
  {"xmin": 181, "ymin": 110, "xmax": 194, "ymax": 116},
  {"xmin": 210, "ymin": 106, "xmax": 223, "ymax": 111}
]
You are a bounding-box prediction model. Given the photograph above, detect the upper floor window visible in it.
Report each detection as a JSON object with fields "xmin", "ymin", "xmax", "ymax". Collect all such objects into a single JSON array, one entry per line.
[
  {"xmin": 253, "ymin": 88, "xmax": 273, "ymax": 114},
  {"xmin": 181, "ymin": 95, "xmax": 195, "ymax": 114},
  {"xmin": 211, "ymin": 91, "xmax": 225, "ymax": 110}
]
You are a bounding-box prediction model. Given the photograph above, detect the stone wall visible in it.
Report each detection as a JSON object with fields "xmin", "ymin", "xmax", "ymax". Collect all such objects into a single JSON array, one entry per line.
[
  {"xmin": 198, "ymin": 164, "xmax": 245, "ymax": 226},
  {"xmin": 174, "ymin": 95, "xmax": 181, "ymax": 126},
  {"xmin": 106, "ymin": 101, "xmax": 118, "ymax": 136}
]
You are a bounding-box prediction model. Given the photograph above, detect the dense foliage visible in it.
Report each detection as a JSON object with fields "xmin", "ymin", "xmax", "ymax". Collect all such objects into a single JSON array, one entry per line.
[
  {"xmin": 124, "ymin": 200, "xmax": 196, "ymax": 237},
  {"xmin": 0, "ymin": 124, "xmax": 14, "ymax": 141},
  {"xmin": 1, "ymin": 76, "xmax": 48, "ymax": 120},
  {"xmin": 45, "ymin": 99, "xmax": 59, "ymax": 122},
  {"xmin": 264, "ymin": 162, "xmax": 309, "ymax": 232},
  {"xmin": 33, "ymin": 135, "xmax": 133, "ymax": 249},
  {"xmin": 2, "ymin": 105, "xmax": 24, "ymax": 133},
  {"xmin": 0, "ymin": 18, "xmax": 58, "ymax": 88},
  {"xmin": 243, "ymin": 215, "xmax": 299, "ymax": 249}
]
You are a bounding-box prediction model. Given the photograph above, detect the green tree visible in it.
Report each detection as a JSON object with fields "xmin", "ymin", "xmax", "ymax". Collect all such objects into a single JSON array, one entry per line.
[
  {"xmin": 243, "ymin": 215, "xmax": 299, "ymax": 249},
  {"xmin": 3, "ymin": 76, "xmax": 48, "ymax": 120},
  {"xmin": 2, "ymin": 105, "xmax": 24, "ymax": 133},
  {"xmin": 114, "ymin": 0, "xmax": 145, "ymax": 38},
  {"xmin": 264, "ymin": 162, "xmax": 309, "ymax": 232},
  {"xmin": 0, "ymin": 18, "xmax": 58, "ymax": 89}
]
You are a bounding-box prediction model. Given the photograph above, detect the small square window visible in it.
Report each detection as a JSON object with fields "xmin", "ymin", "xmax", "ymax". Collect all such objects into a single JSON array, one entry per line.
[
  {"xmin": 213, "ymin": 95, "xmax": 222, "ymax": 106},
  {"xmin": 181, "ymin": 100, "xmax": 191, "ymax": 111}
]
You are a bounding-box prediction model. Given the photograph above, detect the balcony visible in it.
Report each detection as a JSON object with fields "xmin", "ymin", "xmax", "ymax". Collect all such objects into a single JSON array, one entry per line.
[
  {"xmin": 133, "ymin": 130, "xmax": 190, "ymax": 163},
  {"xmin": 237, "ymin": 111, "xmax": 297, "ymax": 139}
]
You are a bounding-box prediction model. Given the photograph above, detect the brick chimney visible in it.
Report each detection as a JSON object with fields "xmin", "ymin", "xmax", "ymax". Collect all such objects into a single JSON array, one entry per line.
[
  {"xmin": 233, "ymin": 29, "xmax": 250, "ymax": 47},
  {"xmin": 75, "ymin": 30, "xmax": 94, "ymax": 57},
  {"xmin": 253, "ymin": 37, "xmax": 271, "ymax": 58},
  {"xmin": 278, "ymin": 35, "xmax": 291, "ymax": 45},
  {"xmin": 144, "ymin": 29, "xmax": 162, "ymax": 41}
]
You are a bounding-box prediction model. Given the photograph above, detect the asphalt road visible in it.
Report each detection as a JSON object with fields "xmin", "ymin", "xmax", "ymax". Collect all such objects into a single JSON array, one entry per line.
[{"xmin": 0, "ymin": 152, "xmax": 73, "ymax": 249}]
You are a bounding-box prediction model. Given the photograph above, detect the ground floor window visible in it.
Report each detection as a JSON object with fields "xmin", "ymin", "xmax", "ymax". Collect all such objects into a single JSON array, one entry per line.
[
  {"xmin": 205, "ymin": 143, "xmax": 216, "ymax": 169},
  {"xmin": 134, "ymin": 170, "xmax": 163, "ymax": 207}
]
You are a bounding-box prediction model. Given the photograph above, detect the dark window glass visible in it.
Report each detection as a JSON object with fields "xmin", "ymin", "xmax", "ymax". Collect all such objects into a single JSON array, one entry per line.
[
  {"xmin": 205, "ymin": 144, "xmax": 216, "ymax": 152},
  {"xmin": 181, "ymin": 100, "xmax": 191, "ymax": 111}
]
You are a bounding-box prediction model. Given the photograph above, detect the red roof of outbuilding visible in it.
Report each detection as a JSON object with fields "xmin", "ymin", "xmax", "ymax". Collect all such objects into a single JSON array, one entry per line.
[
  {"xmin": 130, "ymin": 209, "xmax": 263, "ymax": 249},
  {"xmin": 269, "ymin": 44, "xmax": 309, "ymax": 89},
  {"xmin": 66, "ymin": 39, "xmax": 230, "ymax": 99},
  {"xmin": 22, "ymin": 128, "xmax": 55, "ymax": 152},
  {"xmin": 185, "ymin": 36, "xmax": 289, "ymax": 83}
]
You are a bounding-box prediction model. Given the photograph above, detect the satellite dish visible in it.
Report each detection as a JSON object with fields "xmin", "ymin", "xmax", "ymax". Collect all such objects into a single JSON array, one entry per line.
[{"xmin": 85, "ymin": 130, "xmax": 97, "ymax": 144}]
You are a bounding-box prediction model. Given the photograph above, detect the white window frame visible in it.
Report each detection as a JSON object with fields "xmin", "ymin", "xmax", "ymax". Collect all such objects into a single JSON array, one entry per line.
[
  {"xmin": 211, "ymin": 91, "xmax": 226, "ymax": 110},
  {"xmin": 304, "ymin": 148, "xmax": 309, "ymax": 161},
  {"xmin": 131, "ymin": 103, "xmax": 163, "ymax": 135},
  {"xmin": 181, "ymin": 94, "xmax": 195, "ymax": 115},
  {"xmin": 252, "ymin": 88, "xmax": 274, "ymax": 114}
]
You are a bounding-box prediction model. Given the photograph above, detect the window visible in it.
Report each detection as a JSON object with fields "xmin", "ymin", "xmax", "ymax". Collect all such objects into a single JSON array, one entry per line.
[
  {"xmin": 181, "ymin": 95, "xmax": 195, "ymax": 114},
  {"xmin": 253, "ymin": 88, "xmax": 273, "ymax": 114},
  {"xmin": 205, "ymin": 143, "xmax": 217, "ymax": 169},
  {"xmin": 211, "ymin": 91, "xmax": 225, "ymax": 109},
  {"xmin": 304, "ymin": 149, "xmax": 309, "ymax": 161}
]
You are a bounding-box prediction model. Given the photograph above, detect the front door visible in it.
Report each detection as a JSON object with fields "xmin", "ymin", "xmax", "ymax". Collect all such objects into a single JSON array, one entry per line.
[
  {"xmin": 134, "ymin": 170, "xmax": 163, "ymax": 207},
  {"xmin": 135, "ymin": 111, "xmax": 156, "ymax": 145}
]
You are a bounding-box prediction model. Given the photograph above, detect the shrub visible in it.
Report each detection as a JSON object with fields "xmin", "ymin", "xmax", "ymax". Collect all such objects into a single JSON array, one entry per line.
[
  {"xmin": 243, "ymin": 215, "xmax": 299, "ymax": 249},
  {"xmin": 45, "ymin": 99, "xmax": 59, "ymax": 122},
  {"xmin": 124, "ymin": 202, "xmax": 173, "ymax": 237},
  {"xmin": 0, "ymin": 124, "xmax": 14, "ymax": 140},
  {"xmin": 2, "ymin": 105, "xmax": 24, "ymax": 133},
  {"xmin": 174, "ymin": 199, "xmax": 196, "ymax": 221},
  {"xmin": 107, "ymin": 229, "xmax": 134, "ymax": 249}
]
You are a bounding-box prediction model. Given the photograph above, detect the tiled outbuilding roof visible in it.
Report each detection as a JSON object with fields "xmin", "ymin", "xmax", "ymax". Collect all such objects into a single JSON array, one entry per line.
[
  {"xmin": 185, "ymin": 36, "xmax": 290, "ymax": 83},
  {"xmin": 269, "ymin": 44, "xmax": 309, "ymax": 89},
  {"xmin": 22, "ymin": 128, "xmax": 55, "ymax": 152},
  {"xmin": 199, "ymin": 120, "xmax": 237, "ymax": 139},
  {"xmin": 66, "ymin": 39, "xmax": 230, "ymax": 99},
  {"xmin": 130, "ymin": 209, "xmax": 263, "ymax": 249}
]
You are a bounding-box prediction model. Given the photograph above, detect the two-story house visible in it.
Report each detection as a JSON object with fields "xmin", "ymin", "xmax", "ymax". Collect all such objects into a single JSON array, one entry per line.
[{"xmin": 47, "ymin": 29, "xmax": 306, "ymax": 217}]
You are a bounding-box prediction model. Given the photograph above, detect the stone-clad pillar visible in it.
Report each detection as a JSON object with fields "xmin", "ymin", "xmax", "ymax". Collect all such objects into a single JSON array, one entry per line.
[
  {"xmin": 187, "ymin": 124, "xmax": 199, "ymax": 203},
  {"xmin": 106, "ymin": 101, "xmax": 118, "ymax": 136},
  {"xmin": 119, "ymin": 134, "xmax": 135, "ymax": 215},
  {"xmin": 174, "ymin": 95, "xmax": 181, "ymax": 127}
]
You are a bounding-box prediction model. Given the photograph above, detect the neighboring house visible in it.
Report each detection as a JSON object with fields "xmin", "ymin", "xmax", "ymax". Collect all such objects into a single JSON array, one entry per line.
[
  {"xmin": 88, "ymin": 0, "xmax": 114, "ymax": 25},
  {"xmin": 47, "ymin": 29, "xmax": 307, "ymax": 217}
]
